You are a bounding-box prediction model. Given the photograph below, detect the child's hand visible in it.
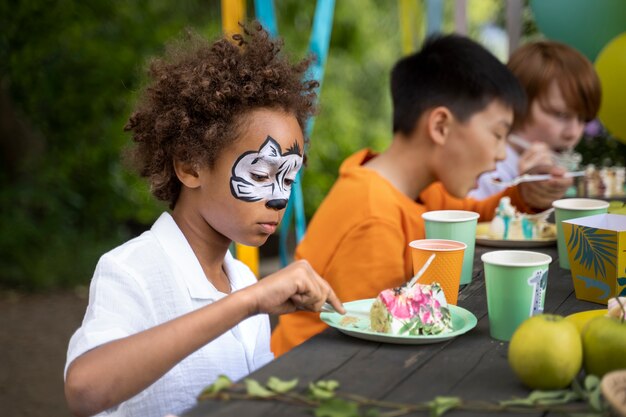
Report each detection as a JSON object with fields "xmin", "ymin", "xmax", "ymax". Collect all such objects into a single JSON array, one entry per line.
[
  {"xmin": 518, "ymin": 142, "xmax": 554, "ymax": 174},
  {"xmin": 243, "ymin": 260, "xmax": 345, "ymax": 316},
  {"xmin": 518, "ymin": 165, "xmax": 573, "ymax": 210}
]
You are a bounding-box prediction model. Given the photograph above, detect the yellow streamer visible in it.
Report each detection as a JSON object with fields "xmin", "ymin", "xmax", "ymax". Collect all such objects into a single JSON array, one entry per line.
[
  {"xmin": 221, "ymin": 0, "xmax": 260, "ymax": 277},
  {"xmin": 234, "ymin": 244, "xmax": 260, "ymax": 278},
  {"xmin": 221, "ymin": 0, "xmax": 246, "ymax": 36},
  {"xmin": 399, "ymin": 0, "xmax": 422, "ymax": 55}
]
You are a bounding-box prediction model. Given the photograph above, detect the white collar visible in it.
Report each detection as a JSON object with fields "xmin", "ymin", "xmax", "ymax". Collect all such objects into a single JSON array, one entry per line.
[{"xmin": 151, "ymin": 212, "xmax": 245, "ymax": 300}]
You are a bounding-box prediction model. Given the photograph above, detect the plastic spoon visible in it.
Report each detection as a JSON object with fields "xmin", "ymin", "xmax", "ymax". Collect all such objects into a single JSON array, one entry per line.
[{"xmin": 408, "ymin": 253, "xmax": 436, "ymax": 287}]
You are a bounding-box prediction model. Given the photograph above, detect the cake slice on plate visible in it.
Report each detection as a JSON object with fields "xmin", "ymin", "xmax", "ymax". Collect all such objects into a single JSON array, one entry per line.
[{"xmin": 370, "ymin": 282, "xmax": 452, "ymax": 336}]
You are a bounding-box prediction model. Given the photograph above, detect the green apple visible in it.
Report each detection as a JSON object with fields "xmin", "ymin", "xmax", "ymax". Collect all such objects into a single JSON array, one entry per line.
[
  {"xmin": 582, "ymin": 316, "xmax": 626, "ymax": 377},
  {"xmin": 509, "ymin": 314, "xmax": 582, "ymax": 389}
]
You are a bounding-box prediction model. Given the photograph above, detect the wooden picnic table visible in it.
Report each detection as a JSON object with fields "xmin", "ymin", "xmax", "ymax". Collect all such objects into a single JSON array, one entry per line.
[{"xmin": 184, "ymin": 242, "xmax": 603, "ymax": 417}]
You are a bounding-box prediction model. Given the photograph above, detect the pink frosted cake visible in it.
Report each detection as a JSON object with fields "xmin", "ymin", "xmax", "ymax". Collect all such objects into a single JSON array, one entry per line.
[{"xmin": 370, "ymin": 282, "xmax": 452, "ymax": 336}]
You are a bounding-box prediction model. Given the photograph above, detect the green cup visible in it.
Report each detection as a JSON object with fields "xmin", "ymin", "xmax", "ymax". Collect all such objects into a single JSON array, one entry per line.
[
  {"xmin": 482, "ymin": 250, "xmax": 552, "ymax": 341},
  {"xmin": 422, "ymin": 210, "xmax": 480, "ymax": 285},
  {"xmin": 552, "ymin": 198, "xmax": 609, "ymax": 269}
]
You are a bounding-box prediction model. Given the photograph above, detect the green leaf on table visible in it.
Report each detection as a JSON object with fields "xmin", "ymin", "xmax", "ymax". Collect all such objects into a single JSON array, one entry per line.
[
  {"xmin": 198, "ymin": 375, "xmax": 232, "ymax": 397},
  {"xmin": 588, "ymin": 388, "xmax": 603, "ymax": 412},
  {"xmin": 427, "ymin": 396, "xmax": 461, "ymax": 416},
  {"xmin": 500, "ymin": 389, "xmax": 580, "ymax": 406},
  {"xmin": 584, "ymin": 374, "xmax": 601, "ymax": 392},
  {"xmin": 535, "ymin": 391, "xmax": 582, "ymax": 405},
  {"xmin": 583, "ymin": 375, "xmax": 605, "ymax": 411},
  {"xmin": 314, "ymin": 398, "xmax": 360, "ymax": 417},
  {"xmin": 364, "ymin": 408, "xmax": 380, "ymax": 417},
  {"xmin": 267, "ymin": 376, "xmax": 299, "ymax": 393},
  {"xmin": 500, "ymin": 397, "xmax": 535, "ymax": 406},
  {"xmin": 309, "ymin": 380, "xmax": 340, "ymax": 400},
  {"xmin": 318, "ymin": 380, "xmax": 340, "ymax": 391},
  {"xmin": 244, "ymin": 378, "xmax": 276, "ymax": 398}
]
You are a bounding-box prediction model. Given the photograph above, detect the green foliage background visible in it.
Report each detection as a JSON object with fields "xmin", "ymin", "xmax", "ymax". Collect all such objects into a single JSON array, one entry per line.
[
  {"xmin": 1, "ymin": 1, "xmax": 221, "ymax": 289},
  {"xmin": 1, "ymin": 1, "xmax": 622, "ymax": 290}
]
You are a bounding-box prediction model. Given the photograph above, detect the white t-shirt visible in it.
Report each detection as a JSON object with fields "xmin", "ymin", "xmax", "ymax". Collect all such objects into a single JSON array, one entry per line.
[
  {"xmin": 65, "ymin": 212, "xmax": 273, "ymax": 417},
  {"xmin": 469, "ymin": 143, "xmax": 520, "ymax": 199}
]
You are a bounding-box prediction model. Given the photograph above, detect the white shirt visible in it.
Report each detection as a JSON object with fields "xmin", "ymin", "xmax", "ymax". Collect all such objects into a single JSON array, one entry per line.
[
  {"xmin": 65, "ymin": 212, "xmax": 273, "ymax": 417},
  {"xmin": 468, "ymin": 143, "xmax": 520, "ymax": 199}
]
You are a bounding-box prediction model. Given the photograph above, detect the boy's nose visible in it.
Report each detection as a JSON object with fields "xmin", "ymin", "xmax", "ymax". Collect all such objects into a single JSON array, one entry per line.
[
  {"xmin": 495, "ymin": 138, "xmax": 507, "ymax": 161},
  {"xmin": 266, "ymin": 199, "xmax": 288, "ymax": 210}
]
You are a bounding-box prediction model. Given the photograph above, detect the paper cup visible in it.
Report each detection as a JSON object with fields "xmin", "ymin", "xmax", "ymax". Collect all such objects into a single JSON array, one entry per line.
[
  {"xmin": 552, "ymin": 198, "xmax": 609, "ymax": 269},
  {"xmin": 482, "ymin": 250, "xmax": 552, "ymax": 341},
  {"xmin": 422, "ymin": 210, "xmax": 480, "ymax": 285},
  {"xmin": 409, "ymin": 239, "xmax": 466, "ymax": 305}
]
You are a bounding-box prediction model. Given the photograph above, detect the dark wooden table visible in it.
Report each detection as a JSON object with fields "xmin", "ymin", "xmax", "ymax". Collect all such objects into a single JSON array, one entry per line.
[{"xmin": 185, "ymin": 243, "xmax": 603, "ymax": 417}]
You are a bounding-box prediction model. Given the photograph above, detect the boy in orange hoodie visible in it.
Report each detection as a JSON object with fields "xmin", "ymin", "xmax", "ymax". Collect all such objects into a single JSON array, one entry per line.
[{"xmin": 271, "ymin": 34, "xmax": 572, "ymax": 356}]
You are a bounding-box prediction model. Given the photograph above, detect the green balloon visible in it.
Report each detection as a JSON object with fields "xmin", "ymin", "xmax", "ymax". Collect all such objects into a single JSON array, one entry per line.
[{"xmin": 530, "ymin": 0, "xmax": 626, "ymax": 60}]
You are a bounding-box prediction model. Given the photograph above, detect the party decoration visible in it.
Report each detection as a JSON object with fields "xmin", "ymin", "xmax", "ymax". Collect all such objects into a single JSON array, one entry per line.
[
  {"xmin": 530, "ymin": 0, "xmax": 626, "ymax": 61},
  {"xmin": 595, "ymin": 32, "xmax": 626, "ymax": 144}
]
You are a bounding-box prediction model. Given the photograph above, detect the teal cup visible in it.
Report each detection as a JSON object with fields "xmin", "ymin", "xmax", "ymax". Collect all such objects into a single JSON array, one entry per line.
[
  {"xmin": 552, "ymin": 198, "xmax": 609, "ymax": 269},
  {"xmin": 422, "ymin": 210, "xmax": 480, "ymax": 285},
  {"xmin": 482, "ymin": 250, "xmax": 552, "ymax": 341}
]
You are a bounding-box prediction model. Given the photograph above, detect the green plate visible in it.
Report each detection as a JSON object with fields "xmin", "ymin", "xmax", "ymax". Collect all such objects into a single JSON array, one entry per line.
[{"xmin": 320, "ymin": 299, "xmax": 478, "ymax": 345}]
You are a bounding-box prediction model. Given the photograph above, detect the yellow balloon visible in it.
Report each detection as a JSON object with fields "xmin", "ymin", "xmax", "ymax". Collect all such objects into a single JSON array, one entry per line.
[{"xmin": 595, "ymin": 32, "xmax": 626, "ymax": 144}]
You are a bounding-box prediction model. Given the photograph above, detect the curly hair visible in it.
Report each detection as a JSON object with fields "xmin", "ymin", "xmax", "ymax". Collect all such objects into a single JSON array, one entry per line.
[{"xmin": 124, "ymin": 21, "xmax": 318, "ymax": 208}]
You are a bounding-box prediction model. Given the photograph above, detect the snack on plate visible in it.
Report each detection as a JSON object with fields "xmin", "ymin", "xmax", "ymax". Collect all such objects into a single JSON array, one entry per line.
[
  {"xmin": 370, "ymin": 282, "xmax": 452, "ymax": 336},
  {"xmin": 489, "ymin": 197, "xmax": 554, "ymax": 240}
]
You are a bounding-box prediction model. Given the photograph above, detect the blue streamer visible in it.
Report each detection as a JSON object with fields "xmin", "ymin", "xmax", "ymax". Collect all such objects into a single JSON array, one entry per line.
[
  {"xmin": 255, "ymin": 0, "xmax": 335, "ymax": 266},
  {"xmin": 253, "ymin": 0, "xmax": 278, "ymax": 37},
  {"xmin": 426, "ymin": 0, "xmax": 443, "ymax": 35}
]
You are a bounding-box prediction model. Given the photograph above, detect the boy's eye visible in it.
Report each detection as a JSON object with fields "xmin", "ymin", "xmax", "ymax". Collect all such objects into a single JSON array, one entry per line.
[
  {"xmin": 251, "ymin": 173, "xmax": 269, "ymax": 181},
  {"xmin": 550, "ymin": 110, "xmax": 573, "ymax": 121}
]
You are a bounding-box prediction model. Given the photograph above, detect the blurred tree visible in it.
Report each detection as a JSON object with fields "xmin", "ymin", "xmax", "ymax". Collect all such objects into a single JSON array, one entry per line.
[
  {"xmin": 577, "ymin": 131, "xmax": 626, "ymax": 167},
  {"xmin": 0, "ymin": 0, "xmax": 221, "ymax": 289}
]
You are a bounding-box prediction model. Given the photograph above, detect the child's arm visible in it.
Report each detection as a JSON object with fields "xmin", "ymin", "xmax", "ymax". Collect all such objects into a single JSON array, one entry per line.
[{"xmin": 65, "ymin": 260, "xmax": 342, "ymax": 417}]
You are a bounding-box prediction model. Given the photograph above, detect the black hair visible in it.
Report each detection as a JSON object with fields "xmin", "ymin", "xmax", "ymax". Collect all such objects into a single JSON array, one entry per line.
[{"xmin": 391, "ymin": 33, "xmax": 526, "ymax": 135}]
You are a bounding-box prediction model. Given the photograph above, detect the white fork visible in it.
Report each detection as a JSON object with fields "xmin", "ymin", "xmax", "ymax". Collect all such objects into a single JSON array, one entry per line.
[{"xmin": 490, "ymin": 171, "xmax": 585, "ymax": 187}]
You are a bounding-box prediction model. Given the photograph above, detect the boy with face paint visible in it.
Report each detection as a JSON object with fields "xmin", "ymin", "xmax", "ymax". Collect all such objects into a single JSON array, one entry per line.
[
  {"xmin": 64, "ymin": 23, "xmax": 344, "ymax": 417},
  {"xmin": 271, "ymin": 34, "xmax": 573, "ymax": 356},
  {"xmin": 469, "ymin": 41, "xmax": 601, "ymax": 199}
]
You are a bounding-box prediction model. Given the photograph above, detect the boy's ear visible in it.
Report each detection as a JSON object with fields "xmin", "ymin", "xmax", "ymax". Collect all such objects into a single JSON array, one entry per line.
[
  {"xmin": 173, "ymin": 159, "xmax": 201, "ymax": 188},
  {"xmin": 427, "ymin": 106, "xmax": 453, "ymax": 145}
]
